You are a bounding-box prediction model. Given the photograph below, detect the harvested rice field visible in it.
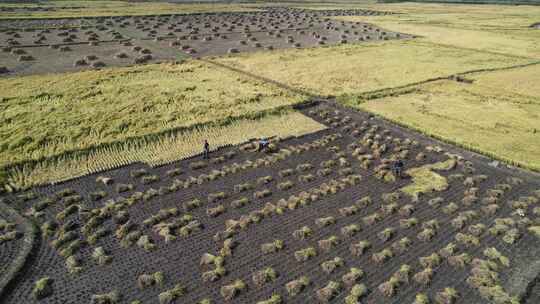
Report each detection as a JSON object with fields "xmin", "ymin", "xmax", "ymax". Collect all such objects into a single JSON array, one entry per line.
[{"xmin": 2, "ymin": 102, "xmax": 540, "ymax": 304}]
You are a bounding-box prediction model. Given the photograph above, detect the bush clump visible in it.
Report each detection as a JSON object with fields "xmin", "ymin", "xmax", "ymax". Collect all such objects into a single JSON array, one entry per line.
[
  {"xmin": 220, "ymin": 280, "xmax": 246, "ymax": 301},
  {"xmin": 33, "ymin": 277, "xmax": 53, "ymax": 300},
  {"xmin": 286, "ymin": 276, "xmax": 310, "ymax": 297}
]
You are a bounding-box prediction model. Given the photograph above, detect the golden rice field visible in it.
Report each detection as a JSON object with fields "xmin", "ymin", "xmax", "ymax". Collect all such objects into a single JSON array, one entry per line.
[
  {"xmin": 213, "ymin": 39, "xmax": 531, "ymax": 97},
  {"xmin": 5, "ymin": 110, "xmax": 325, "ymax": 190},
  {"xmin": 0, "ymin": 61, "xmax": 304, "ymax": 168},
  {"xmin": 358, "ymin": 64, "xmax": 540, "ymax": 171}
]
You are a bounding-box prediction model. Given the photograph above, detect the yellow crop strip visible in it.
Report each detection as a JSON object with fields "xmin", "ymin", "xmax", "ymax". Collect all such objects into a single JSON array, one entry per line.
[{"xmin": 5, "ymin": 111, "xmax": 326, "ymax": 190}]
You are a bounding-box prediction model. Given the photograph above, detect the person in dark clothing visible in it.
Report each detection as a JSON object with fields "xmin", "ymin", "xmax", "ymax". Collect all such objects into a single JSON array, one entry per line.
[
  {"xmin": 258, "ymin": 138, "xmax": 269, "ymax": 152},
  {"xmin": 203, "ymin": 140, "xmax": 210, "ymax": 159},
  {"xmin": 393, "ymin": 159, "xmax": 404, "ymax": 178}
]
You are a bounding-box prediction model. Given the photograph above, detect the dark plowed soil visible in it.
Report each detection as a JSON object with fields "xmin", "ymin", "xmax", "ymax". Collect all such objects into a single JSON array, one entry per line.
[
  {"xmin": 0, "ymin": 8, "xmax": 410, "ymax": 76},
  {"xmin": 0, "ymin": 101, "xmax": 539, "ymax": 303}
]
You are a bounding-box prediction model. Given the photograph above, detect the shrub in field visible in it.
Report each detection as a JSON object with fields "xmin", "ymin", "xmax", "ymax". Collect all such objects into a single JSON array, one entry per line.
[
  {"xmin": 377, "ymin": 227, "xmax": 395, "ymax": 242},
  {"xmin": 252, "ymin": 267, "xmax": 278, "ymax": 287},
  {"xmin": 66, "ymin": 255, "xmax": 82, "ymax": 274},
  {"xmin": 483, "ymin": 247, "xmax": 510, "ymax": 267},
  {"xmin": 231, "ymin": 197, "xmax": 249, "ymax": 208},
  {"xmin": 89, "ymin": 190, "xmax": 107, "ymax": 201},
  {"xmin": 316, "ymin": 281, "xmax": 341, "ymax": 303},
  {"xmin": 0, "ymin": 231, "xmax": 20, "ymax": 244},
  {"xmin": 400, "ymin": 218, "xmax": 419, "ymax": 229},
  {"xmin": 316, "ymin": 216, "xmax": 336, "ymax": 227},
  {"xmin": 442, "ymin": 203, "xmax": 459, "ymax": 215},
  {"xmin": 455, "ymin": 233, "xmax": 479, "ymax": 247},
  {"xmin": 372, "ymin": 248, "xmax": 393, "ymax": 263},
  {"xmin": 318, "ymin": 236, "xmax": 340, "ymax": 252},
  {"xmin": 234, "ymin": 183, "xmax": 253, "ymax": 193},
  {"xmin": 342, "ymin": 268, "xmax": 364, "ymax": 287},
  {"xmin": 33, "ymin": 277, "xmax": 53, "ymax": 300},
  {"xmin": 183, "ymin": 199, "xmax": 201, "ymax": 211},
  {"xmin": 468, "ymin": 223, "xmax": 486, "ymax": 236},
  {"xmin": 202, "ymin": 267, "xmax": 226, "ymax": 282},
  {"xmin": 277, "ymin": 181, "xmax": 294, "ymax": 191},
  {"xmin": 414, "ymin": 293, "xmax": 430, "ymax": 304},
  {"xmin": 257, "ymin": 294, "xmax": 282, "ymax": 304},
  {"xmin": 136, "ymin": 235, "xmax": 156, "ymax": 251},
  {"xmin": 138, "ymin": 272, "xmax": 165, "ymax": 289},
  {"xmin": 399, "ymin": 204, "xmax": 415, "ymax": 217},
  {"xmin": 321, "ymin": 257, "xmax": 344, "ymax": 274},
  {"xmin": 439, "ymin": 243, "xmax": 457, "ymax": 259},
  {"xmin": 428, "ymin": 197, "xmax": 444, "ymax": 208},
  {"xmin": 130, "ymin": 168, "xmax": 148, "ymax": 178},
  {"xmin": 190, "ymin": 161, "xmax": 207, "ymax": 170},
  {"xmin": 299, "ymin": 174, "xmax": 315, "ymax": 183},
  {"xmin": 420, "ymin": 253, "xmax": 441, "ymax": 268},
  {"xmin": 292, "ymin": 226, "xmax": 312, "ymax": 240},
  {"xmin": 220, "ymin": 238, "xmax": 235, "ymax": 257},
  {"xmin": 254, "ymin": 189, "xmax": 272, "ymax": 199},
  {"xmin": 392, "ymin": 237, "xmax": 412, "ymax": 253},
  {"xmin": 435, "ymin": 287, "xmax": 458, "ymax": 304},
  {"xmin": 363, "ymin": 212, "xmax": 381, "ymax": 225},
  {"xmin": 294, "ymin": 247, "xmax": 317, "ymax": 262},
  {"xmin": 382, "ymin": 192, "xmax": 401, "ymax": 203},
  {"xmin": 317, "ymin": 168, "xmax": 333, "ymax": 177},
  {"xmin": 159, "ymin": 284, "xmax": 185, "ymax": 304},
  {"xmin": 502, "ymin": 228, "xmax": 521, "ymax": 244},
  {"xmin": 422, "ymin": 220, "xmax": 439, "ymax": 230},
  {"xmin": 166, "ymin": 168, "xmax": 182, "ymax": 177},
  {"xmin": 339, "ymin": 205, "xmax": 358, "ymax": 217},
  {"xmin": 392, "ymin": 264, "xmax": 412, "ymax": 284},
  {"xmin": 207, "ymin": 205, "xmax": 225, "ymax": 217},
  {"xmin": 261, "ymin": 239, "xmax": 284, "ymax": 254},
  {"xmin": 286, "ymin": 276, "xmax": 310, "ymax": 297},
  {"xmin": 378, "ymin": 277, "xmax": 400, "ymax": 297},
  {"xmin": 91, "ymin": 290, "xmax": 121, "ymax": 304},
  {"xmin": 208, "ymin": 192, "xmax": 227, "ymax": 203},
  {"xmin": 257, "ymin": 175, "xmax": 273, "ymax": 185},
  {"xmin": 220, "ymin": 280, "xmax": 246, "ymax": 301},
  {"xmin": 448, "ymin": 253, "xmax": 472, "ymax": 268},
  {"xmin": 345, "ymin": 284, "xmax": 367, "ymax": 304},
  {"xmin": 418, "ymin": 228, "xmax": 436, "ymax": 242},
  {"xmin": 341, "ymin": 224, "xmax": 360, "ymax": 237},
  {"xmin": 92, "ymin": 247, "xmax": 112, "ymax": 265},
  {"xmin": 350, "ymin": 240, "xmax": 371, "ymax": 256},
  {"xmin": 414, "ymin": 267, "xmax": 434, "ymax": 285},
  {"xmin": 296, "ymin": 163, "xmax": 313, "ymax": 172},
  {"xmin": 116, "ymin": 183, "xmax": 133, "ymax": 193},
  {"xmin": 279, "ymin": 169, "xmax": 295, "ymax": 177}
]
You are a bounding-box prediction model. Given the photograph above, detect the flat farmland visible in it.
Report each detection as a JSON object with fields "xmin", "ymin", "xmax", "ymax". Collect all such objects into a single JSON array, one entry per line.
[{"xmin": 1, "ymin": 102, "xmax": 539, "ymax": 304}]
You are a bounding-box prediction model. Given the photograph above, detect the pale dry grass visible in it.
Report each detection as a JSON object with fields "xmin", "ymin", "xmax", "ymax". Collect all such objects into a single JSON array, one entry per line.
[
  {"xmin": 6, "ymin": 111, "xmax": 326, "ymax": 190},
  {"xmin": 359, "ymin": 66, "xmax": 540, "ymax": 170},
  {"xmin": 335, "ymin": 16, "xmax": 540, "ymax": 59},
  {"xmin": 213, "ymin": 40, "xmax": 530, "ymax": 97}
]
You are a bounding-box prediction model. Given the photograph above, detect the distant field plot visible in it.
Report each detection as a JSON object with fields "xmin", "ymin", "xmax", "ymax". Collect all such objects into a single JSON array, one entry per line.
[
  {"xmin": 358, "ymin": 64, "xmax": 540, "ymax": 171},
  {"xmin": 213, "ymin": 39, "xmax": 531, "ymax": 97},
  {"xmin": 0, "ymin": 1, "xmax": 261, "ymax": 19},
  {"xmin": 334, "ymin": 6, "xmax": 540, "ymax": 59},
  {"xmin": 0, "ymin": 59, "xmax": 305, "ymax": 182},
  {"xmin": 0, "ymin": 8, "xmax": 405, "ymax": 76}
]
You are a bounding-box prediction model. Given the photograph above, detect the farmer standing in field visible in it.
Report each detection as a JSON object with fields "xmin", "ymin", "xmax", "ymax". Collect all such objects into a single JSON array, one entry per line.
[
  {"xmin": 393, "ymin": 159, "xmax": 404, "ymax": 178},
  {"xmin": 203, "ymin": 140, "xmax": 210, "ymax": 159}
]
